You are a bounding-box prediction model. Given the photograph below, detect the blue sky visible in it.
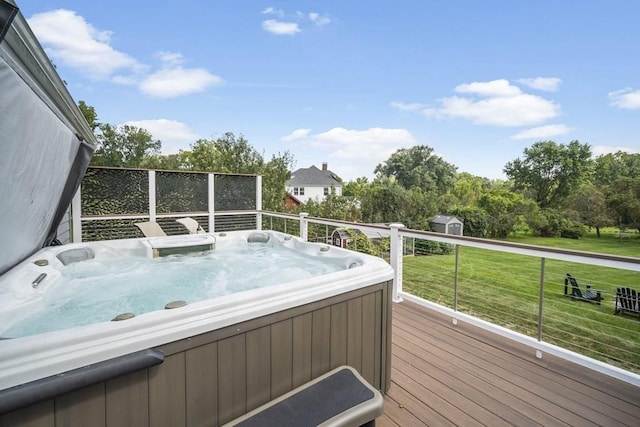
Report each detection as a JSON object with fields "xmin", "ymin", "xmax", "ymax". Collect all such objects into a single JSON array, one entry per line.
[{"xmin": 20, "ymin": 0, "xmax": 640, "ymax": 181}]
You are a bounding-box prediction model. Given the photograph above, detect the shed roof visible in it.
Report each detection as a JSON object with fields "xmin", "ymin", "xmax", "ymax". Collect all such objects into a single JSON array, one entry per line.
[
  {"xmin": 430, "ymin": 215, "xmax": 462, "ymax": 225},
  {"xmin": 333, "ymin": 227, "xmax": 385, "ymax": 240},
  {"xmin": 286, "ymin": 165, "xmax": 341, "ymax": 187}
]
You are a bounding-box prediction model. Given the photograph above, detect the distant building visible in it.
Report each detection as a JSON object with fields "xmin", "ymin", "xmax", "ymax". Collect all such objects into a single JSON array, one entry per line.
[
  {"xmin": 284, "ymin": 192, "xmax": 302, "ymax": 209},
  {"xmin": 285, "ymin": 162, "xmax": 342, "ymax": 204},
  {"xmin": 330, "ymin": 227, "xmax": 386, "ymax": 248},
  {"xmin": 430, "ymin": 215, "xmax": 463, "ymax": 236}
]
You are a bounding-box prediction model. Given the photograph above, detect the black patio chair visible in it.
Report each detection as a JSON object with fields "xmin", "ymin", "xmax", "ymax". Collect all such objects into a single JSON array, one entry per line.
[
  {"xmin": 564, "ymin": 273, "xmax": 604, "ymax": 305},
  {"xmin": 615, "ymin": 287, "xmax": 640, "ymax": 317}
]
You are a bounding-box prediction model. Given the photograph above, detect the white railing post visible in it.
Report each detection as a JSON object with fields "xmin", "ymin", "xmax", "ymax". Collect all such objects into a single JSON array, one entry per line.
[
  {"xmin": 390, "ymin": 223, "xmax": 405, "ymax": 303},
  {"xmin": 148, "ymin": 170, "xmax": 156, "ymax": 222},
  {"xmin": 537, "ymin": 257, "xmax": 546, "ymax": 359},
  {"xmin": 256, "ymin": 175, "xmax": 262, "ymax": 230},
  {"xmin": 208, "ymin": 173, "xmax": 215, "ymax": 233},
  {"xmin": 71, "ymin": 187, "xmax": 82, "ymax": 243},
  {"xmin": 299, "ymin": 212, "xmax": 309, "ymax": 241}
]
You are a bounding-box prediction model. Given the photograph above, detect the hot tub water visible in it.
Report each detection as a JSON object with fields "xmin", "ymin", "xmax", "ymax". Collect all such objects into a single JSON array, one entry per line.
[{"xmin": 1, "ymin": 241, "xmax": 347, "ymax": 338}]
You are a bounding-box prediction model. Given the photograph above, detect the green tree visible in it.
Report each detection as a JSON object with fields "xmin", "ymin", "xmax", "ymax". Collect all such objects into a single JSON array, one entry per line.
[
  {"xmin": 360, "ymin": 176, "xmax": 406, "ymax": 224},
  {"xmin": 187, "ymin": 133, "xmax": 295, "ymax": 211},
  {"xmin": 504, "ymin": 140, "xmax": 593, "ymax": 208},
  {"xmin": 262, "ymin": 152, "xmax": 294, "ymax": 211},
  {"xmin": 91, "ymin": 124, "xmax": 161, "ymax": 167},
  {"xmin": 78, "ymin": 101, "xmax": 99, "ymax": 132},
  {"xmin": 360, "ymin": 176, "xmax": 435, "ymax": 229},
  {"xmin": 606, "ymin": 177, "xmax": 640, "ymax": 231},
  {"xmin": 343, "ymin": 177, "xmax": 370, "ymax": 199},
  {"xmin": 190, "ymin": 133, "xmax": 264, "ymax": 174},
  {"xmin": 374, "ymin": 145, "xmax": 457, "ymax": 194},
  {"xmin": 296, "ymin": 192, "xmax": 361, "ymax": 222},
  {"xmin": 449, "ymin": 206, "xmax": 489, "ymax": 237},
  {"xmin": 451, "ymin": 172, "xmax": 489, "ymax": 206},
  {"xmin": 139, "ymin": 152, "xmax": 191, "ymax": 170},
  {"xmin": 478, "ymin": 189, "xmax": 527, "ymax": 238},
  {"xmin": 565, "ymin": 185, "xmax": 612, "ymax": 237},
  {"xmin": 594, "ymin": 151, "xmax": 640, "ymax": 186}
]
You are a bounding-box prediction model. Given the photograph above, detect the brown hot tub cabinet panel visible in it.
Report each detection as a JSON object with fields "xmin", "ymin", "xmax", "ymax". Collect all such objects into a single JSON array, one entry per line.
[{"xmin": 0, "ymin": 280, "xmax": 392, "ymax": 426}]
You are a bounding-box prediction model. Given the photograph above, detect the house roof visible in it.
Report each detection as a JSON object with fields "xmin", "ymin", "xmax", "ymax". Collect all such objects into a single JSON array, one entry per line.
[
  {"xmin": 286, "ymin": 165, "xmax": 341, "ymax": 187},
  {"xmin": 284, "ymin": 192, "xmax": 302, "ymax": 206},
  {"xmin": 430, "ymin": 215, "xmax": 462, "ymax": 225}
]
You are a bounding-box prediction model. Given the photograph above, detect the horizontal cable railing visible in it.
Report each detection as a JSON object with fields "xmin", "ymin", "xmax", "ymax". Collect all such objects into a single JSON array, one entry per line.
[{"xmin": 260, "ymin": 212, "xmax": 640, "ymax": 382}]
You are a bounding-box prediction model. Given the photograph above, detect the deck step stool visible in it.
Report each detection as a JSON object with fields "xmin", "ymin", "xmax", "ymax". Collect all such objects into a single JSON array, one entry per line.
[{"xmin": 224, "ymin": 366, "xmax": 384, "ymax": 427}]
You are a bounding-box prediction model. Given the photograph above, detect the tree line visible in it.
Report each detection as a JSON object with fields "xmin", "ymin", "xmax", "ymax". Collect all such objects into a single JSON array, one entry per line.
[{"xmin": 79, "ymin": 101, "xmax": 640, "ymax": 239}]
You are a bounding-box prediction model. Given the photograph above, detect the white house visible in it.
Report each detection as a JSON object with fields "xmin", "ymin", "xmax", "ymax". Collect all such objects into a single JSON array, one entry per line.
[{"xmin": 285, "ymin": 163, "xmax": 342, "ymax": 204}]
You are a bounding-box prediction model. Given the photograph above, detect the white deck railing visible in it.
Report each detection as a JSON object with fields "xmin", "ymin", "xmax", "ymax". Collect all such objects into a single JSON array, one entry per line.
[{"xmin": 261, "ymin": 211, "xmax": 640, "ymax": 387}]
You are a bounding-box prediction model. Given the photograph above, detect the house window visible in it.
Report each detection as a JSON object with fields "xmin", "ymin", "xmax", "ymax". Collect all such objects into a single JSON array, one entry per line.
[
  {"xmin": 324, "ymin": 187, "xmax": 329, "ymax": 195},
  {"xmin": 294, "ymin": 187, "xmax": 304, "ymax": 196}
]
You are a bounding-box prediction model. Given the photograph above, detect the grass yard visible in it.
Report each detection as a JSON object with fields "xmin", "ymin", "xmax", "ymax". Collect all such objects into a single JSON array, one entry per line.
[
  {"xmin": 402, "ymin": 231, "xmax": 640, "ymax": 373},
  {"xmin": 508, "ymin": 228, "xmax": 640, "ymax": 258}
]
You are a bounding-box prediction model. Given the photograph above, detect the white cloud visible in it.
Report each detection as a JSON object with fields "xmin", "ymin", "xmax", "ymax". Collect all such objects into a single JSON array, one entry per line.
[
  {"xmin": 455, "ymin": 79, "xmax": 522, "ymax": 97},
  {"xmin": 591, "ymin": 145, "xmax": 640, "ymax": 157},
  {"xmin": 282, "ymin": 127, "xmax": 416, "ymax": 180},
  {"xmin": 262, "ymin": 19, "xmax": 300, "ymax": 35},
  {"xmin": 390, "ymin": 101, "xmax": 427, "ymax": 112},
  {"xmin": 282, "ymin": 129, "xmax": 311, "ymax": 141},
  {"xmin": 123, "ymin": 119, "xmax": 200, "ymax": 153},
  {"xmin": 27, "ymin": 9, "xmax": 143, "ymax": 79},
  {"xmin": 517, "ymin": 77, "xmax": 562, "ymax": 92},
  {"xmin": 28, "ymin": 10, "xmax": 223, "ymax": 99},
  {"xmin": 111, "ymin": 75, "xmax": 138, "ymax": 85},
  {"xmin": 422, "ymin": 79, "xmax": 560, "ymax": 127},
  {"xmin": 262, "ymin": 7, "xmax": 284, "ymax": 17},
  {"xmin": 510, "ymin": 124, "xmax": 573, "ymax": 140},
  {"xmin": 609, "ymin": 88, "xmax": 640, "ymax": 109},
  {"xmin": 156, "ymin": 51, "xmax": 184, "ymax": 67},
  {"xmin": 140, "ymin": 51, "xmax": 223, "ymax": 97},
  {"xmin": 282, "ymin": 127, "xmax": 415, "ymax": 160},
  {"xmin": 309, "ymin": 12, "xmax": 331, "ymax": 26},
  {"xmin": 426, "ymin": 94, "xmax": 559, "ymax": 127},
  {"xmin": 139, "ymin": 67, "xmax": 224, "ymax": 98},
  {"xmin": 261, "ymin": 8, "xmax": 331, "ymax": 35}
]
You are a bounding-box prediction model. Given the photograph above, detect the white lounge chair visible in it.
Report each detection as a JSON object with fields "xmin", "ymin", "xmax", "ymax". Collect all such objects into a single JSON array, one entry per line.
[
  {"xmin": 135, "ymin": 221, "xmax": 167, "ymax": 237},
  {"xmin": 176, "ymin": 217, "xmax": 205, "ymax": 234}
]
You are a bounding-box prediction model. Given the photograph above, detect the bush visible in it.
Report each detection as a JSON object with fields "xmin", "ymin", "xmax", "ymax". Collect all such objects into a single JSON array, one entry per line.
[
  {"xmin": 559, "ymin": 220, "xmax": 586, "ymax": 239},
  {"xmin": 529, "ymin": 209, "xmax": 586, "ymax": 238},
  {"xmin": 449, "ymin": 206, "xmax": 488, "ymax": 237}
]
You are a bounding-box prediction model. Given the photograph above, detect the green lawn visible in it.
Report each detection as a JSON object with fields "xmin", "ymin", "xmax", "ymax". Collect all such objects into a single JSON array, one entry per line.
[
  {"xmin": 506, "ymin": 228, "xmax": 640, "ymax": 257},
  {"xmin": 402, "ymin": 231, "xmax": 640, "ymax": 373}
]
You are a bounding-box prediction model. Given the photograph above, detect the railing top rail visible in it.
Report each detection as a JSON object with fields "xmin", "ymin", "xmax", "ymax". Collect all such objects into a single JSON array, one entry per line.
[
  {"xmin": 399, "ymin": 228, "xmax": 640, "ymax": 270},
  {"xmin": 260, "ymin": 211, "xmax": 299, "ymax": 220},
  {"xmin": 260, "ymin": 211, "xmax": 640, "ymax": 272},
  {"xmin": 261, "ymin": 211, "xmax": 393, "ymax": 237},
  {"xmin": 306, "ymin": 216, "xmax": 391, "ymax": 235}
]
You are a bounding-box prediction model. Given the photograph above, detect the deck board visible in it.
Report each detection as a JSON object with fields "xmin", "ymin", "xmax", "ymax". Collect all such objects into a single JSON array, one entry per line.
[{"xmin": 384, "ymin": 300, "xmax": 640, "ymax": 427}]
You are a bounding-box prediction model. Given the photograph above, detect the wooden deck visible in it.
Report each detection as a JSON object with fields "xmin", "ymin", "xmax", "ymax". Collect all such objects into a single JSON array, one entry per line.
[{"xmin": 377, "ymin": 300, "xmax": 640, "ymax": 426}]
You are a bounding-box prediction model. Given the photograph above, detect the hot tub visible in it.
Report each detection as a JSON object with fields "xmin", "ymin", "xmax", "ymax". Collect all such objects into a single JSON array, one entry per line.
[{"xmin": 0, "ymin": 230, "xmax": 394, "ymax": 424}]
